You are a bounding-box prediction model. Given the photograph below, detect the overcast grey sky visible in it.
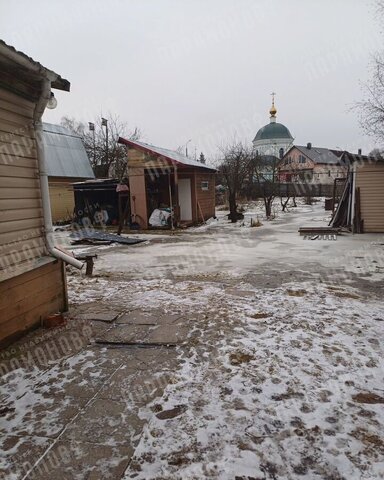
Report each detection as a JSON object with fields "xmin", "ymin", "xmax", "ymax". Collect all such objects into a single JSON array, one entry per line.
[{"xmin": 1, "ymin": 0, "xmax": 382, "ymax": 158}]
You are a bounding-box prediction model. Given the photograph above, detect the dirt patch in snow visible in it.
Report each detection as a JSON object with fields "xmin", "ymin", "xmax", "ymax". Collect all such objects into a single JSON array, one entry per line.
[
  {"xmin": 352, "ymin": 392, "xmax": 384, "ymax": 404},
  {"xmin": 229, "ymin": 352, "xmax": 255, "ymax": 365}
]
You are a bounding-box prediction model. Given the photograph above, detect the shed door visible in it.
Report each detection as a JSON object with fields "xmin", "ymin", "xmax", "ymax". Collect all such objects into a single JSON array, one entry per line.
[{"xmin": 178, "ymin": 178, "xmax": 192, "ymax": 221}]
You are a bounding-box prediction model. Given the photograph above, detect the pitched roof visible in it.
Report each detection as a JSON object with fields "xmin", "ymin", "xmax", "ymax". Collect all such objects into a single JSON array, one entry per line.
[
  {"xmin": 43, "ymin": 123, "xmax": 95, "ymax": 179},
  {"xmin": 292, "ymin": 145, "xmax": 344, "ymax": 165},
  {"xmin": 0, "ymin": 39, "xmax": 70, "ymax": 91},
  {"xmin": 341, "ymin": 151, "xmax": 384, "ymax": 164},
  {"xmin": 118, "ymin": 138, "xmax": 216, "ymax": 172}
]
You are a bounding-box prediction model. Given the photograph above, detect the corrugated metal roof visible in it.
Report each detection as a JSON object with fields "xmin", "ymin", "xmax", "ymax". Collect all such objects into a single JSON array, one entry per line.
[
  {"xmin": 118, "ymin": 137, "xmax": 216, "ymax": 171},
  {"xmin": 43, "ymin": 123, "xmax": 95, "ymax": 179}
]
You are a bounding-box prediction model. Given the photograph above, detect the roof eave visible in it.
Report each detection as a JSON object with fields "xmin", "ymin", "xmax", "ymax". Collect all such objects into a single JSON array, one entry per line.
[
  {"xmin": 118, "ymin": 136, "xmax": 178, "ymax": 166},
  {"xmin": 119, "ymin": 137, "xmax": 216, "ymax": 172},
  {"xmin": 0, "ymin": 39, "xmax": 70, "ymax": 92}
]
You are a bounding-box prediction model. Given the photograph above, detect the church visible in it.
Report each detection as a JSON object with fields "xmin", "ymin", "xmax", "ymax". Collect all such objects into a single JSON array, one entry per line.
[{"xmin": 253, "ymin": 95, "xmax": 294, "ymax": 159}]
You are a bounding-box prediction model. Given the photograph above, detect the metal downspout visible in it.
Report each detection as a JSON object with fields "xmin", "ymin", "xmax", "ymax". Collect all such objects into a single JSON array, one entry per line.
[
  {"xmin": 34, "ymin": 79, "xmax": 83, "ymax": 269},
  {"xmin": 350, "ymin": 165, "xmax": 357, "ymax": 233}
]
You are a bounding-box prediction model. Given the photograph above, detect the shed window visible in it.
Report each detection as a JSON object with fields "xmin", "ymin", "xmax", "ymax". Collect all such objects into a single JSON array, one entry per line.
[{"xmin": 201, "ymin": 181, "xmax": 209, "ymax": 191}]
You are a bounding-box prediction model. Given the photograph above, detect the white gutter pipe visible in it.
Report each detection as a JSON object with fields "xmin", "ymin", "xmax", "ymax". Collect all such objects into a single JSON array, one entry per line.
[
  {"xmin": 350, "ymin": 164, "xmax": 357, "ymax": 233},
  {"xmin": 34, "ymin": 79, "xmax": 83, "ymax": 269}
]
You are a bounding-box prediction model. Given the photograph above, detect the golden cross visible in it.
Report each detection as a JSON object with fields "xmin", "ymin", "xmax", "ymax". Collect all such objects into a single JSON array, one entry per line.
[{"xmin": 271, "ymin": 92, "xmax": 276, "ymax": 104}]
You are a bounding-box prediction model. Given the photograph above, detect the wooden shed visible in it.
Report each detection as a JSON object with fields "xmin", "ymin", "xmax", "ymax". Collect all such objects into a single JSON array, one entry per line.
[
  {"xmin": 118, "ymin": 138, "xmax": 216, "ymax": 229},
  {"xmin": 354, "ymin": 158, "xmax": 384, "ymax": 233},
  {"xmin": 0, "ymin": 40, "xmax": 82, "ymax": 347},
  {"xmin": 43, "ymin": 122, "xmax": 95, "ymax": 224},
  {"xmin": 331, "ymin": 152, "xmax": 384, "ymax": 233}
]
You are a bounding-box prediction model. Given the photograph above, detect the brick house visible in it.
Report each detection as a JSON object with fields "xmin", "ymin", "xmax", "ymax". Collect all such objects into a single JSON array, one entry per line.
[{"xmin": 278, "ymin": 144, "xmax": 348, "ymax": 184}]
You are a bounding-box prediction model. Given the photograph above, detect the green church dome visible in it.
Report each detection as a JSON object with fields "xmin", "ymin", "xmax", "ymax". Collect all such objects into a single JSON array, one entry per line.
[{"xmin": 253, "ymin": 122, "xmax": 293, "ymax": 142}]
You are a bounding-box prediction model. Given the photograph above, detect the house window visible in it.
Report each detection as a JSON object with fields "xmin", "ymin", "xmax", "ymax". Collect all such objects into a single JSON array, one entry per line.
[
  {"xmin": 201, "ymin": 181, "xmax": 209, "ymax": 191},
  {"xmin": 299, "ymin": 155, "xmax": 306, "ymax": 164}
]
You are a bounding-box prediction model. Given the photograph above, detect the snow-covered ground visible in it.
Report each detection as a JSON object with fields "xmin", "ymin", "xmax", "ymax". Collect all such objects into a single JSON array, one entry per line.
[
  {"xmin": 124, "ymin": 280, "xmax": 384, "ymax": 479},
  {"xmin": 60, "ymin": 200, "xmax": 384, "ymax": 283},
  {"xmin": 66, "ymin": 200, "xmax": 384, "ymax": 479},
  {"xmin": 1, "ymin": 199, "xmax": 383, "ymax": 479}
]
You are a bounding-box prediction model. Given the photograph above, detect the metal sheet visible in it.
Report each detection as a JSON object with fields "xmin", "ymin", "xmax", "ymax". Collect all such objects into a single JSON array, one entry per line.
[{"xmin": 43, "ymin": 123, "xmax": 95, "ymax": 179}]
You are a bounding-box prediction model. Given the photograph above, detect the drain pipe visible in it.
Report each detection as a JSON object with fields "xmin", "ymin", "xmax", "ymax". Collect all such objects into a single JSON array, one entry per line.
[
  {"xmin": 350, "ymin": 164, "xmax": 357, "ymax": 233},
  {"xmin": 34, "ymin": 79, "xmax": 83, "ymax": 269}
]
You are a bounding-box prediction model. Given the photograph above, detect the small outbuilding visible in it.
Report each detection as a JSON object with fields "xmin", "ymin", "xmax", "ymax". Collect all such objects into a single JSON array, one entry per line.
[
  {"xmin": 72, "ymin": 178, "xmax": 123, "ymax": 227},
  {"xmin": 43, "ymin": 122, "xmax": 95, "ymax": 223},
  {"xmin": 118, "ymin": 138, "xmax": 216, "ymax": 229},
  {"xmin": 331, "ymin": 152, "xmax": 384, "ymax": 233}
]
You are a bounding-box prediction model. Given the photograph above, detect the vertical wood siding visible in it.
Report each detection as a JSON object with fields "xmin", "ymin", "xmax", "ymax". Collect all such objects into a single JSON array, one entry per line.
[
  {"xmin": 356, "ymin": 162, "xmax": 384, "ymax": 233},
  {"xmin": 49, "ymin": 181, "xmax": 75, "ymax": 223}
]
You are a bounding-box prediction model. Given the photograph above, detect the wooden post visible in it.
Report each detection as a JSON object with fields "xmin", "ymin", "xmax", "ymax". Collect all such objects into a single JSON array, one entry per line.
[
  {"xmin": 332, "ymin": 178, "xmax": 337, "ymax": 213},
  {"xmin": 168, "ymin": 171, "xmax": 174, "ymax": 230},
  {"xmin": 197, "ymin": 201, "xmax": 206, "ymax": 224},
  {"xmin": 174, "ymin": 164, "xmax": 179, "ymax": 226},
  {"xmin": 194, "ymin": 170, "xmax": 198, "ymax": 223},
  {"xmin": 85, "ymin": 256, "xmax": 95, "ymax": 276}
]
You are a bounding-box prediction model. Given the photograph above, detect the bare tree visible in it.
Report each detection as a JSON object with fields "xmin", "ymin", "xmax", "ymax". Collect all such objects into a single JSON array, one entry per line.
[
  {"xmin": 251, "ymin": 154, "xmax": 280, "ymax": 218},
  {"xmin": 357, "ymin": 55, "xmax": 384, "ymax": 141},
  {"xmin": 61, "ymin": 114, "xmax": 141, "ymax": 178},
  {"xmin": 356, "ymin": 1, "xmax": 384, "ymax": 143},
  {"xmin": 218, "ymin": 142, "xmax": 253, "ymax": 222}
]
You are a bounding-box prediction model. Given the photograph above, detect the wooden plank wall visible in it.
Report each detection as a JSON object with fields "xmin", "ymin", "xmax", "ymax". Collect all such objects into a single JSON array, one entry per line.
[
  {"xmin": 127, "ymin": 146, "xmax": 216, "ymax": 225},
  {"xmin": 356, "ymin": 162, "xmax": 384, "ymax": 233},
  {"xmin": 0, "ymin": 87, "xmax": 46, "ymax": 278},
  {"xmin": 195, "ymin": 172, "xmax": 215, "ymax": 221},
  {"xmin": 49, "ymin": 180, "xmax": 75, "ymax": 223},
  {"xmin": 0, "ymin": 260, "xmax": 66, "ymax": 347},
  {"xmin": 128, "ymin": 147, "xmax": 171, "ymax": 174}
]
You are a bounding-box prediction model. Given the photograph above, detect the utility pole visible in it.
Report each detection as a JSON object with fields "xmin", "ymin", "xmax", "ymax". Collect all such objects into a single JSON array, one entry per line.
[
  {"xmin": 88, "ymin": 122, "xmax": 95, "ymax": 165},
  {"xmin": 101, "ymin": 117, "xmax": 108, "ymax": 170}
]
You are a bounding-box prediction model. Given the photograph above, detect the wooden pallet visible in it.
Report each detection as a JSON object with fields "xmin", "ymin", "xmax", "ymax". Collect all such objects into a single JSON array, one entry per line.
[{"xmin": 298, "ymin": 227, "xmax": 341, "ymax": 236}]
